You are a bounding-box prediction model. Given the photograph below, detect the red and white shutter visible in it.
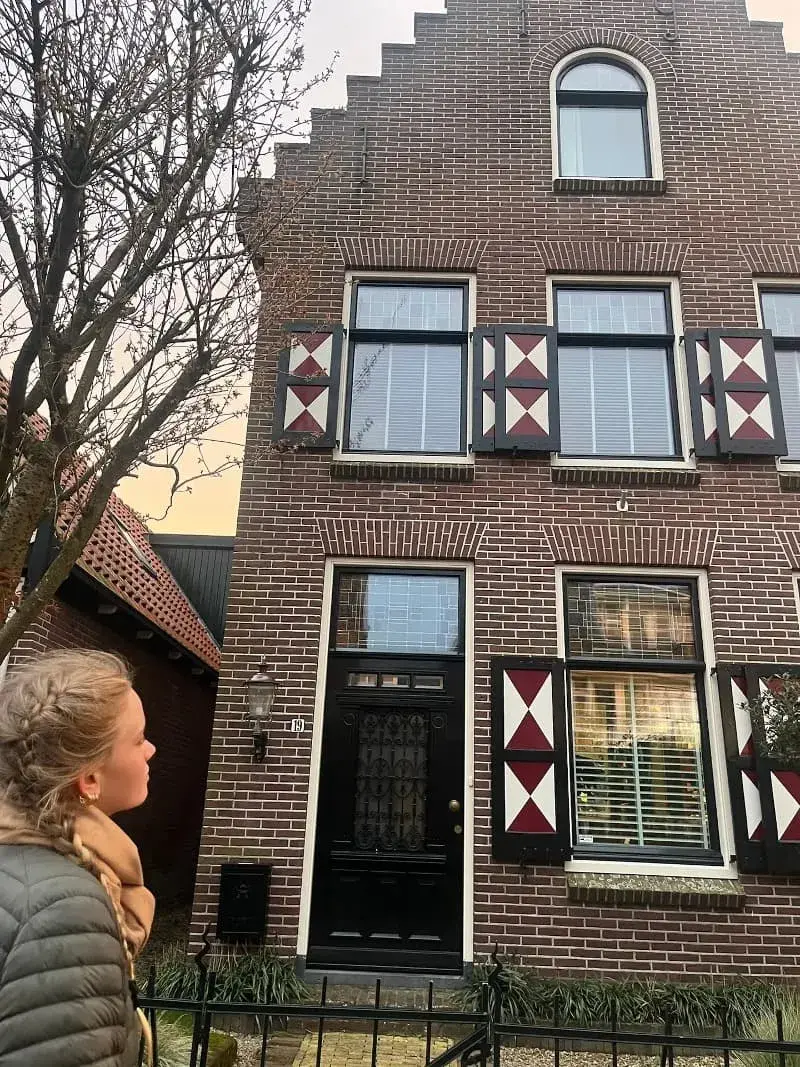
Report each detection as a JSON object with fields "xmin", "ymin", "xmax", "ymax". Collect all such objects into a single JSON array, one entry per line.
[
  {"xmin": 272, "ymin": 323, "xmax": 343, "ymax": 448},
  {"xmin": 471, "ymin": 327, "xmax": 496, "ymax": 453},
  {"xmin": 718, "ymin": 663, "xmax": 800, "ymax": 873},
  {"xmin": 493, "ymin": 326, "xmax": 560, "ymax": 453},
  {"xmin": 685, "ymin": 330, "xmax": 720, "ymax": 458},
  {"xmin": 491, "ymin": 657, "xmax": 571, "ymax": 863},
  {"xmin": 708, "ymin": 329, "xmax": 787, "ymax": 457}
]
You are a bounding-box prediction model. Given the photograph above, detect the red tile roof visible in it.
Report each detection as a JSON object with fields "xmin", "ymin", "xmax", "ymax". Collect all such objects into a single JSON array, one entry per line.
[{"xmin": 1, "ymin": 377, "xmax": 221, "ymax": 670}]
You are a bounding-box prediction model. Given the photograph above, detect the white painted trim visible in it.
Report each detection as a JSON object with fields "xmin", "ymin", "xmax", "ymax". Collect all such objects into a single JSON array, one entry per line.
[
  {"xmin": 295, "ymin": 557, "xmax": 475, "ymax": 967},
  {"xmin": 546, "ymin": 275, "xmax": 696, "ymax": 469},
  {"xmin": 335, "ymin": 271, "xmax": 477, "ymax": 465},
  {"xmin": 753, "ymin": 277, "xmax": 800, "ymax": 471},
  {"xmin": 549, "ymin": 47, "xmax": 665, "ymax": 183},
  {"xmin": 555, "ymin": 563, "xmax": 737, "ymax": 880},
  {"xmin": 792, "ymin": 573, "xmax": 800, "ymax": 639}
]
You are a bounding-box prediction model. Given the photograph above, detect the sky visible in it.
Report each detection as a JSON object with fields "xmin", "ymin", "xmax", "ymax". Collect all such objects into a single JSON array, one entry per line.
[{"xmin": 117, "ymin": 0, "xmax": 800, "ymax": 536}]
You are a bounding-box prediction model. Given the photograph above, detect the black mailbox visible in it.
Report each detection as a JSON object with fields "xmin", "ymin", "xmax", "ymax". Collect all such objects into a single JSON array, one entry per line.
[{"xmin": 216, "ymin": 863, "xmax": 271, "ymax": 942}]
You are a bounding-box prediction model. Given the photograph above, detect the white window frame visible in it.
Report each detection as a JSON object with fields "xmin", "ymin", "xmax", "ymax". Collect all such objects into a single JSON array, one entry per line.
[
  {"xmin": 547, "ymin": 275, "xmax": 696, "ymax": 472},
  {"xmin": 549, "ymin": 48, "xmax": 665, "ymax": 184},
  {"xmin": 334, "ymin": 271, "xmax": 477, "ymax": 466},
  {"xmin": 296, "ymin": 556, "xmax": 476, "ymax": 966},
  {"xmin": 754, "ymin": 277, "xmax": 800, "ymax": 472},
  {"xmin": 556, "ymin": 564, "xmax": 737, "ymax": 879}
]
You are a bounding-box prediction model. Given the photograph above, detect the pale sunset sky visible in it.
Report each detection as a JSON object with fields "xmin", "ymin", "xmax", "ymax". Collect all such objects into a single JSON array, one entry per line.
[{"xmin": 118, "ymin": 0, "xmax": 800, "ymax": 536}]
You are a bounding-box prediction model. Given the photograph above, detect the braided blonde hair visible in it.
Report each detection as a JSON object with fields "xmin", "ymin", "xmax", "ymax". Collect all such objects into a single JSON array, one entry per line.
[{"xmin": 0, "ymin": 649, "xmax": 153, "ymax": 1061}]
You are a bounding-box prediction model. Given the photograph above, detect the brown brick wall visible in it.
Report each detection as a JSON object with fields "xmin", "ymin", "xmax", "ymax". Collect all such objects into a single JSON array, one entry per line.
[
  {"xmin": 193, "ymin": 0, "xmax": 800, "ymax": 978},
  {"xmin": 11, "ymin": 598, "xmax": 215, "ymax": 904}
]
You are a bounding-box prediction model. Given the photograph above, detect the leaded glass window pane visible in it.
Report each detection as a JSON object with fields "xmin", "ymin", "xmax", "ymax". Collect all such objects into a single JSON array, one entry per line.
[
  {"xmin": 355, "ymin": 285, "xmax": 464, "ymax": 331},
  {"xmin": 762, "ymin": 291, "xmax": 800, "ymax": 338},
  {"xmin": 335, "ymin": 573, "xmax": 462, "ymax": 654},
  {"xmin": 557, "ymin": 289, "xmax": 668, "ymax": 334},
  {"xmin": 567, "ymin": 581, "xmax": 697, "ymax": 660},
  {"xmin": 572, "ymin": 670, "xmax": 710, "ymax": 849}
]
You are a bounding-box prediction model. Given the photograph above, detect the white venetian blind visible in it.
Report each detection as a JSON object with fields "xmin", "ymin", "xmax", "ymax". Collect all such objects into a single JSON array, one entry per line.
[{"xmin": 571, "ymin": 670, "xmax": 710, "ymax": 849}]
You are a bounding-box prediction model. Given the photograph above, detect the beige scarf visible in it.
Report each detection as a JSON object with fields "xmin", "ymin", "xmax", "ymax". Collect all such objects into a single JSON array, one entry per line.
[{"xmin": 0, "ymin": 800, "xmax": 155, "ymax": 959}]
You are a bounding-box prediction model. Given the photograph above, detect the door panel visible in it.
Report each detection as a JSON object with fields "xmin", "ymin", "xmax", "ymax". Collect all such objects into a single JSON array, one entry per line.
[{"xmin": 308, "ymin": 655, "xmax": 464, "ymax": 973}]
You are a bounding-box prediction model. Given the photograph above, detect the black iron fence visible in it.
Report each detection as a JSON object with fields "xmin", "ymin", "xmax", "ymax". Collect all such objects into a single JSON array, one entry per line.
[{"xmin": 135, "ymin": 952, "xmax": 800, "ymax": 1067}]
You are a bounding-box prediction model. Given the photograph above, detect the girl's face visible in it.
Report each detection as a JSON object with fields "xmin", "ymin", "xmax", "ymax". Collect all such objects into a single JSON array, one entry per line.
[{"xmin": 79, "ymin": 688, "xmax": 156, "ymax": 816}]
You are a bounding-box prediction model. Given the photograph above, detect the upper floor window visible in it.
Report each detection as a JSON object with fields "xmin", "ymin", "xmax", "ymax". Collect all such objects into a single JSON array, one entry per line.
[
  {"xmin": 556, "ymin": 57, "xmax": 652, "ymax": 179},
  {"xmin": 555, "ymin": 285, "xmax": 680, "ymax": 459},
  {"xmin": 344, "ymin": 281, "xmax": 468, "ymax": 455},
  {"xmin": 760, "ymin": 288, "xmax": 800, "ymax": 461}
]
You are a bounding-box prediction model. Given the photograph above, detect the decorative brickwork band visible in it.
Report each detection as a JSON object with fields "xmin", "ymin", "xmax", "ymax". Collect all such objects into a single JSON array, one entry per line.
[
  {"xmin": 336, "ymin": 235, "xmax": 488, "ymax": 271},
  {"xmin": 740, "ymin": 244, "xmax": 800, "ymax": 276},
  {"xmin": 532, "ymin": 240, "xmax": 689, "ymax": 275},
  {"xmin": 530, "ymin": 28, "xmax": 678, "ymax": 82},
  {"xmin": 316, "ymin": 518, "xmax": 485, "ymax": 559},
  {"xmin": 543, "ymin": 524, "xmax": 719, "ymax": 567}
]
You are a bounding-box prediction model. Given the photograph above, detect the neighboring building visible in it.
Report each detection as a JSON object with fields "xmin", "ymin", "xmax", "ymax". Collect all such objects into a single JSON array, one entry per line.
[
  {"xmin": 10, "ymin": 495, "xmax": 223, "ymax": 905},
  {"xmin": 192, "ymin": 0, "xmax": 800, "ymax": 980}
]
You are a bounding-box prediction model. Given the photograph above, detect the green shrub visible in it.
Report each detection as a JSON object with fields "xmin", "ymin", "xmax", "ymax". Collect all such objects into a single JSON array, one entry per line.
[
  {"xmin": 734, "ymin": 997, "xmax": 800, "ymax": 1067},
  {"xmin": 456, "ymin": 963, "xmax": 784, "ymax": 1033},
  {"xmin": 149, "ymin": 942, "xmax": 311, "ymax": 1005},
  {"xmin": 153, "ymin": 1013, "xmax": 193, "ymax": 1067}
]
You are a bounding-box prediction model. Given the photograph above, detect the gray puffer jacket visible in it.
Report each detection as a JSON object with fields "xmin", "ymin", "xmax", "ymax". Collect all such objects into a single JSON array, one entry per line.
[{"xmin": 0, "ymin": 843, "xmax": 140, "ymax": 1066}]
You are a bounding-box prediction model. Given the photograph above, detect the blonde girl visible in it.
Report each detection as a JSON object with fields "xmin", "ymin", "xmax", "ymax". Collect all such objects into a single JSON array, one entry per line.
[{"xmin": 0, "ymin": 649, "xmax": 157, "ymax": 1066}]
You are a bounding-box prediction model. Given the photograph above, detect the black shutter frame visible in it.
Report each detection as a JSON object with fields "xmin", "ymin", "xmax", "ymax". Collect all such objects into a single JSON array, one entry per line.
[
  {"xmin": 490, "ymin": 656, "xmax": 571, "ymax": 864},
  {"xmin": 708, "ymin": 328, "xmax": 787, "ymax": 457},
  {"xmin": 272, "ymin": 322, "xmax": 343, "ymax": 449},
  {"xmin": 684, "ymin": 329, "xmax": 720, "ymax": 459},
  {"xmin": 471, "ymin": 327, "xmax": 496, "ymax": 453},
  {"xmin": 494, "ymin": 325, "xmax": 560, "ymax": 453}
]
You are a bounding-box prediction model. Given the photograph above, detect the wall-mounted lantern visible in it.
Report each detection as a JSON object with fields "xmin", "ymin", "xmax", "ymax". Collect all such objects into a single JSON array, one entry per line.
[{"xmin": 246, "ymin": 663, "xmax": 277, "ymax": 762}]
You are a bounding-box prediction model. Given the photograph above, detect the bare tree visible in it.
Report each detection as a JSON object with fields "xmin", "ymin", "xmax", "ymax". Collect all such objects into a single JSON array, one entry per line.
[{"xmin": 0, "ymin": 0, "xmax": 328, "ymax": 658}]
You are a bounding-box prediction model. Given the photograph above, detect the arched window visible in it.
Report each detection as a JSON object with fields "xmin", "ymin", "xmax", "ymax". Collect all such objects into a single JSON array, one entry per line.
[{"xmin": 556, "ymin": 57, "xmax": 652, "ymax": 179}]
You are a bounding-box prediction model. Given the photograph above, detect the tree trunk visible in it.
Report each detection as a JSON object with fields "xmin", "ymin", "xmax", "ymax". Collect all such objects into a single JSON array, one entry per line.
[{"xmin": 0, "ymin": 455, "xmax": 55, "ymax": 626}]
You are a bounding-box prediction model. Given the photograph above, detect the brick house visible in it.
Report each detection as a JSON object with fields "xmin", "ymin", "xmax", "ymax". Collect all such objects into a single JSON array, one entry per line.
[
  {"xmin": 9, "ymin": 494, "xmax": 224, "ymax": 906},
  {"xmin": 191, "ymin": 0, "xmax": 800, "ymax": 980}
]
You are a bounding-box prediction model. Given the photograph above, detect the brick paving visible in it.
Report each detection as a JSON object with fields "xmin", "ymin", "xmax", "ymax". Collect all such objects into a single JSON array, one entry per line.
[{"xmin": 291, "ymin": 1032, "xmax": 451, "ymax": 1066}]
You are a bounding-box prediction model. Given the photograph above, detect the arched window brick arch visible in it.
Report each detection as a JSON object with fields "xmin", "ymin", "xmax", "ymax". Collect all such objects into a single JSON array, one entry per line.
[{"xmin": 531, "ymin": 28, "xmax": 678, "ymax": 85}]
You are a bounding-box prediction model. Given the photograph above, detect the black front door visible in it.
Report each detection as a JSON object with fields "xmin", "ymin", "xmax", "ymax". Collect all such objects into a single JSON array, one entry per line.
[{"xmin": 308, "ymin": 655, "xmax": 465, "ymax": 973}]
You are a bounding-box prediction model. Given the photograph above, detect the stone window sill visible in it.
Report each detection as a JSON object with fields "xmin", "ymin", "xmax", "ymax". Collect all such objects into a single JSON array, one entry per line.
[
  {"xmin": 552, "ymin": 465, "xmax": 700, "ymax": 488},
  {"xmin": 566, "ymin": 872, "xmax": 745, "ymax": 911},
  {"xmin": 553, "ymin": 177, "xmax": 667, "ymax": 196},
  {"xmin": 330, "ymin": 460, "xmax": 475, "ymax": 484}
]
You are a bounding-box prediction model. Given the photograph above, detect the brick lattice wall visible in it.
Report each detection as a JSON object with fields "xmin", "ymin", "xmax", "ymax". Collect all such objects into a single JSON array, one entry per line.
[
  {"xmin": 11, "ymin": 599, "xmax": 215, "ymax": 904},
  {"xmin": 192, "ymin": 0, "xmax": 800, "ymax": 979}
]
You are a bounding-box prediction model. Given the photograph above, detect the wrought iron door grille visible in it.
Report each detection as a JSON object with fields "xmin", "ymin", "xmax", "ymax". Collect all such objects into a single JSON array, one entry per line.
[{"xmin": 354, "ymin": 709, "xmax": 428, "ymax": 851}]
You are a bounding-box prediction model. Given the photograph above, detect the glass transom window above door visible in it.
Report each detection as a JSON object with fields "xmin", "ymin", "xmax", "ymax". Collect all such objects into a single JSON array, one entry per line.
[
  {"xmin": 556, "ymin": 286, "xmax": 681, "ymax": 459},
  {"xmin": 760, "ymin": 289, "xmax": 800, "ymax": 461},
  {"xmin": 333, "ymin": 570, "xmax": 464, "ymax": 655},
  {"xmin": 344, "ymin": 281, "xmax": 469, "ymax": 455},
  {"xmin": 565, "ymin": 577, "xmax": 720, "ymax": 862}
]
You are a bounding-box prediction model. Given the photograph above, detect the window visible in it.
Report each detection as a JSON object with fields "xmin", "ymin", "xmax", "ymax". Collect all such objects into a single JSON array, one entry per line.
[
  {"xmin": 555, "ymin": 285, "xmax": 680, "ymax": 458},
  {"xmin": 557, "ymin": 58, "xmax": 651, "ymax": 179},
  {"xmin": 333, "ymin": 570, "xmax": 464, "ymax": 655},
  {"xmin": 565, "ymin": 577, "xmax": 719, "ymax": 861},
  {"xmin": 344, "ymin": 282, "xmax": 468, "ymax": 455},
  {"xmin": 760, "ymin": 289, "xmax": 800, "ymax": 460},
  {"xmin": 110, "ymin": 512, "xmax": 159, "ymax": 579}
]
